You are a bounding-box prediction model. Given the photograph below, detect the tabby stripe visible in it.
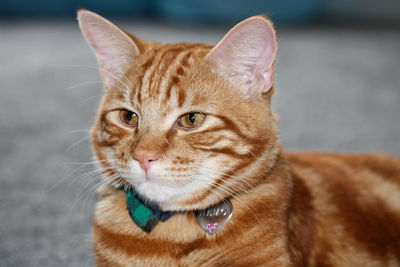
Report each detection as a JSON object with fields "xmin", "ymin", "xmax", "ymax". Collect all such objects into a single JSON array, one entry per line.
[
  {"xmin": 177, "ymin": 86, "xmax": 187, "ymax": 107},
  {"xmin": 193, "ymin": 115, "xmax": 260, "ymax": 150},
  {"xmin": 147, "ymin": 49, "xmax": 171, "ymax": 92},
  {"xmin": 176, "ymin": 66, "xmax": 185, "ymax": 76},
  {"xmin": 183, "ymin": 116, "xmax": 272, "ymax": 206},
  {"xmin": 193, "ymin": 135, "xmax": 233, "ymax": 148},
  {"xmin": 138, "ymin": 48, "xmax": 170, "ymax": 104},
  {"xmin": 93, "ymin": 220, "xmax": 207, "ymax": 258},
  {"xmin": 101, "ymin": 117, "xmax": 131, "ymax": 139},
  {"xmin": 290, "ymin": 154, "xmax": 400, "ymax": 258},
  {"xmin": 146, "ymin": 48, "xmax": 182, "ymax": 99},
  {"xmin": 136, "ymin": 54, "xmax": 157, "ymax": 106},
  {"xmin": 289, "ymin": 170, "xmax": 316, "ymax": 265},
  {"xmin": 152, "ymin": 48, "xmax": 184, "ymax": 97},
  {"xmin": 213, "ymin": 114, "xmax": 261, "ymax": 143},
  {"xmin": 194, "ymin": 144, "xmax": 277, "ymax": 207},
  {"xmin": 164, "ymin": 51, "xmax": 192, "ymax": 103},
  {"xmin": 97, "ymin": 140, "xmax": 119, "ymax": 147},
  {"xmin": 94, "ymin": 239, "xmax": 129, "ymax": 266},
  {"xmin": 192, "ymin": 126, "xmax": 230, "ymax": 136},
  {"xmin": 216, "ymin": 114, "xmax": 272, "ymax": 160},
  {"xmin": 94, "ymin": 245, "xmax": 122, "ymax": 267},
  {"xmin": 317, "ymin": 157, "xmax": 400, "ymax": 257},
  {"xmin": 134, "ymin": 54, "xmax": 155, "ymax": 106},
  {"xmin": 195, "ymin": 146, "xmax": 245, "ymax": 158},
  {"xmin": 165, "ymin": 75, "xmax": 180, "ymax": 103}
]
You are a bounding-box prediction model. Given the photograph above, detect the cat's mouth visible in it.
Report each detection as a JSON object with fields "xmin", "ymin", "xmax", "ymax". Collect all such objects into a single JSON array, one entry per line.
[{"xmin": 109, "ymin": 163, "xmax": 215, "ymax": 209}]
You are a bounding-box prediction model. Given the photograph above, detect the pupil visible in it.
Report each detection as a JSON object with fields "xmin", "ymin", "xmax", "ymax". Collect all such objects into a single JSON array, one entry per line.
[
  {"xmin": 188, "ymin": 113, "xmax": 196, "ymax": 124},
  {"xmin": 126, "ymin": 111, "xmax": 133, "ymax": 121}
]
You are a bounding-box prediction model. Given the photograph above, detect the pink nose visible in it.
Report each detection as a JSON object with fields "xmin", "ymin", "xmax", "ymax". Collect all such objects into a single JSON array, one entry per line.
[{"xmin": 133, "ymin": 149, "xmax": 161, "ymax": 174}]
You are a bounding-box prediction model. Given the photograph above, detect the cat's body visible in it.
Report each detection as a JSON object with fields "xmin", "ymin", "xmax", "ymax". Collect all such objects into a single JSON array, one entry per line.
[
  {"xmin": 77, "ymin": 10, "xmax": 400, "ymax": 266},
  {"xmin": 93, "ymin": 152, "xmax": 400, "ymax": 266}
]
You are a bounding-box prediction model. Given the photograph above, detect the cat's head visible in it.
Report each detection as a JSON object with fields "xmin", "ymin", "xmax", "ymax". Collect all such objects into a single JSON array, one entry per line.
[{"xmin": 78, "ymin": 10, "xmax": 279, "ymax": 211}]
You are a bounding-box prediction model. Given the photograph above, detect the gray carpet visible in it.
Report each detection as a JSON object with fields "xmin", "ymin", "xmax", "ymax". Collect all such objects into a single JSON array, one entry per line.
[{"xmin": 0, "ymin": 19, "xmax": 399, "ymax": 266}]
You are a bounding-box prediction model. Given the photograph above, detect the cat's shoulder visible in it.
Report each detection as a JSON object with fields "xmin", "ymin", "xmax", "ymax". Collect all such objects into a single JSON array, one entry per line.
[
  {"xmin": 285, "ymin": 151, "xmax": 400, "ymax": 185},
  {"xmin": 286, "ymin": 151, "xmax": 400, "ymax": 171}
]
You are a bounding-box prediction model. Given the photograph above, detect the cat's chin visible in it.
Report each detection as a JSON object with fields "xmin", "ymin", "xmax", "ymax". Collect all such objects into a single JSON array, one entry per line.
[
  {"xmin": 134, "ymin": 180, "xmax": 219, "ymax": 212},
  {"xmin": 135, "ymin": 181, "xmax": 181, "ymax": 205}
]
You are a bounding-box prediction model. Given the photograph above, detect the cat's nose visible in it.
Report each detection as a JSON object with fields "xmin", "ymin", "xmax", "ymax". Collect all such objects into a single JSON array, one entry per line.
[{"xmin": 133, "ymin": 149, "xmax": 161, "ymax": 174}]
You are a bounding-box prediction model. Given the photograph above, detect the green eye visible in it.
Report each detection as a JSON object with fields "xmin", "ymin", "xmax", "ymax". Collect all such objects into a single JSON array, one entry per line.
[
  {"xmin": 119, "ymin": 109, "xmax": 139, "ymax": 126},
  {"xmin": 179, "ymin": 112, "xmax": 206, "ymax": 129}
]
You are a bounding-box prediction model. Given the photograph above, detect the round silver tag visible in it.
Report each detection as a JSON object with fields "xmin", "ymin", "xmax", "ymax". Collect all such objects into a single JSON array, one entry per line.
[{"xmin": 195, "ymin": 199, "xmax": 233, "ymax": 235}]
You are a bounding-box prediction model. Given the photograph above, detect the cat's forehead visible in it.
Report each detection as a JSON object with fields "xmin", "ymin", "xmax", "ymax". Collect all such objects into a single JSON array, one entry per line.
[
  {"xmin": 135, "ymin": 42, "xmax": 213, "ymax": 92},
  {"xmin": 117, "ymin": 43, "xmax": 216, "ymax": 111}
]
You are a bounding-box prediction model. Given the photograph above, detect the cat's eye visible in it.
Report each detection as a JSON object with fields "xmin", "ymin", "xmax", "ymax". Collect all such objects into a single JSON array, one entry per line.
[
  {"xmin": 179, "ymin": 112, "xmax": 206, "ymax": 129},
  {"xmin": 119, "ymin": 109, "xmax": 139, "ymax": 126}
]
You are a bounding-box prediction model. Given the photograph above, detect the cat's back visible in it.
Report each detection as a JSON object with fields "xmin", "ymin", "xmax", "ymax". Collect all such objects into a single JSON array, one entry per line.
[{"xmin": 286, "ymin": 152, "xmax": 400, "ymax": 266}]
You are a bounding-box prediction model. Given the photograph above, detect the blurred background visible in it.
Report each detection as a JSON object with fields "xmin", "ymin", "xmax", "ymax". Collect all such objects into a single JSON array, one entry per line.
[{"xmin": 1, "ymin": 0, "xmax": 399, "ymax": 266}]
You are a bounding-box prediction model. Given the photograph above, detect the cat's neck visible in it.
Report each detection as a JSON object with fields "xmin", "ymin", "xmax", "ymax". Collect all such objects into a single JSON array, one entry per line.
[{"xmin": 228, "ymin": 149, "xmax": 292, "ymax": 219}]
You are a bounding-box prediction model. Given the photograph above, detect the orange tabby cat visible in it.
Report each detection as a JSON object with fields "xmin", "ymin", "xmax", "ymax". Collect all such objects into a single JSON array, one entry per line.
[{"xmin": 78, "ymin": 10, "xmax": 400, "ymax": 266}]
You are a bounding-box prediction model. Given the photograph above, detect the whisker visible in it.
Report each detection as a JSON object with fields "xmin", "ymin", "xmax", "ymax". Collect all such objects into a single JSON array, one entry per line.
[
  {"xmin": 199, "ymin": 167, "xmax": 272, "ymax": 207},
  {"xmin": 66, "ymin": 80, "xmax": 103, "ymax": 90},
  {"xmin": 66, "ymin": 135, "xmax": 91, "ymax": 151},
  {"xmin": 68, "ymin": 174, "xmax": 113, "ymax": 215},
  {"xmin": 193, "ymin": 175, "xmax": 265, "ymax": 227},
  {"xmin": 64, "ymin": 129, "xmax": 92, "ymax": 135},
  {"xmin": 82, "ymin": 93, "xmax": 105, "ymax": 103},
  {"xmin": 245, "ymin": 147, "xmax": 269, "ymax": 174},
  {"xmin": 46, "ymin": 160, "xmax": 110, "ymax": 192},
  {"xmin": 67, "ymin": 64, "xmax": 132, "ymax": 93},
  {"xmin": 63, "ymin": 159, "xmax": 110, "ymax": 166},
  {"xmin": 49, "ymin": 161, "xmax": 114, "ymax": 194}
]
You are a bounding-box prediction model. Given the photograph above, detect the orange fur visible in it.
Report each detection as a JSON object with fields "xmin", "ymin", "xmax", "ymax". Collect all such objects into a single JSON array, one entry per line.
[{"xmin": 77, "ymin": 10, "xmax": 400, "ymax": 266}]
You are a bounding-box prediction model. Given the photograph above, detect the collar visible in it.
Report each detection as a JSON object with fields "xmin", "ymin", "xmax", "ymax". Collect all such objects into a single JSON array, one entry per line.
[
  {"xmin": 119, "ymin": 187, "xmax": 233, "ymax": 234},
  {"xmin": 122, "ymin": 188, "xmax": 174, "ymax": 232}
]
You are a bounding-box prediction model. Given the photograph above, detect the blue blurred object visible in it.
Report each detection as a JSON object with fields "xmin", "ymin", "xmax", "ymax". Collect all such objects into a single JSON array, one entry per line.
[
  {"xmin": 0, "ymin": 0, "xmax": 76, "ymax": 16},
  {"xmin": 155, "ymin": 0, "xmax": 325, "ymax": 24},
  {"xmin": 79, "ymin": 0, "xmax": 153, "ymax": 16},
  {"xmin": 0, "ymin": 0, "xmax": 324, "ymax": 25},
  {"xmin": 0, "ymin": 0, "xmax": 152, "ymax": 17}
]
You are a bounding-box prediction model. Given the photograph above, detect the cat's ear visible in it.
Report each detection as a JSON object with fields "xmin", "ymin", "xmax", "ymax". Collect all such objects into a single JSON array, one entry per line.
[
  {"xmin": 206, "ymin": 15, "xmax": 277, "ymax": 100},
  {"xmin": 77, "ymin": 9, "xmax": 141, "ymax": 89}
]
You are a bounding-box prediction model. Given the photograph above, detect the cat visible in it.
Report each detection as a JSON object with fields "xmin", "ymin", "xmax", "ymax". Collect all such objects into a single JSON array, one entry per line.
[{"xmin": 77, "ymin": 9, "xmax": 400, "ymax": 266}]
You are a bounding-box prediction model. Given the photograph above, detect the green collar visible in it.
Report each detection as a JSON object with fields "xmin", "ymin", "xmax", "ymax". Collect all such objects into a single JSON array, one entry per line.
[
  {"xmin": 120, "ymin": 187, "xmax": 234, "ymax": 235},
  {"xmin": 123, "ymin": 188, "xmax": 174, "ymax": 232}
]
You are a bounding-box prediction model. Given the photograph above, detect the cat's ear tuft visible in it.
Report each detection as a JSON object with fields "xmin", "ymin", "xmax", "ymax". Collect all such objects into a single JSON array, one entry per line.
[
  {"xmin": 206, "ymin": 15, "xmax": 277, "ymax": 100},
  {"xmin": 77, "ymin": 9, "xmax": 140, "ymax": 89}
]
